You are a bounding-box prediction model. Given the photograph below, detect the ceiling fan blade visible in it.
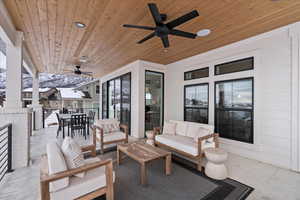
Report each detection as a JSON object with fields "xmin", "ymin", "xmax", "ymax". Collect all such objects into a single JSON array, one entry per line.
[
  {"xmin": 169, "ymin": 29, "xmax": 197, "ymax": 39},
  {"xmin": 161, "ymin": 36, "xmax": 169, "ymax": 48},
  {"xmin": 137, "ymin": 32, "xmax": 156, "ymax": 44},
  {"xmin": 166, "ymin": 10, "xmax": 199, "ymax": 29},
  {"xmin": 123, "ymin": 24, "xmax": 155, "ymax": 31},
  {"xmin": 81, "ymin": 71, "xmax": 93, "ymax": 74},
  {"xmin": 148, "ymin": 3, "xmax": 162, "ymax": 25}
]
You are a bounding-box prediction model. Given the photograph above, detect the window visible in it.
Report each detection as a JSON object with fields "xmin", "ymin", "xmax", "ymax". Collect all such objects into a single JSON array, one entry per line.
[
  {"xmin": 184, "ymin": 67, "xmax": 209, "ymax": 80},
  {"xmin": 96, "ymin": 85, "xmax": 100, "ymax": 94},
  {"xmin": 215, "ymin": 57, "xmax": 253, "ymax": 75},
  {"xmin": 184, "ymin": 83, "xmax": 209, "ymax": 124},
  {"xmin": 215, "ymin": 78, "xmax": 253, "ymax": 143}
]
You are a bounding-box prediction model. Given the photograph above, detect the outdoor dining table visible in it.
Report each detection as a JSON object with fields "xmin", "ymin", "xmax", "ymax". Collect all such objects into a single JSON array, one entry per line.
[{"xmin": 58, "ymin": 113, "xmax": 90, "ymax": 138}]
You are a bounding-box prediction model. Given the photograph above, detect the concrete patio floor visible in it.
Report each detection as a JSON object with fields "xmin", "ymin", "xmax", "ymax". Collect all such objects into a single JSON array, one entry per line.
[{"xmin": 0, "ymin": 126, "xmax": 299, "ymax": 200}]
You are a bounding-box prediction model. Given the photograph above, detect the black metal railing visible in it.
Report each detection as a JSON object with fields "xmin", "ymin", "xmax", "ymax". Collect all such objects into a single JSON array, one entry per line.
[{"xmin": 0, "ymin": 123, "xmax": 13, "ymax": 183}]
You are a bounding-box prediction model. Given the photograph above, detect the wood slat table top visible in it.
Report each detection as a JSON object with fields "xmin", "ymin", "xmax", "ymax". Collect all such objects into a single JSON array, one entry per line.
[{"xmin": 118, "ymin": 142, "xmax": 171, "ymax": 163}]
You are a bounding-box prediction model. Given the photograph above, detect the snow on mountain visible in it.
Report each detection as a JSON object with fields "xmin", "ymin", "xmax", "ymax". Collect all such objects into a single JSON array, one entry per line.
[{"xmin": 0, "ymin": 71, "xmax": 92, "ymax": 89}]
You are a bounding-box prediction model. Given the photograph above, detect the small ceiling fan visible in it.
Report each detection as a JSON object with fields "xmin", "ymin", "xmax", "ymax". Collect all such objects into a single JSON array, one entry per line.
[
  {"xmin": 123, "ymin": 3, "xmax": 199, "ymax": 48},
  {"xmin": 63, "ymin": 65, "xmax": 93, "ymax": 77}
]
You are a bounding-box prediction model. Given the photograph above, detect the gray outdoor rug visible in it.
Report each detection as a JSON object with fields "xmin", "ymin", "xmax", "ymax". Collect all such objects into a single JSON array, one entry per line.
[{"xmin": 95, "ymin": 155, "xmax": 253, "ymax": 200}]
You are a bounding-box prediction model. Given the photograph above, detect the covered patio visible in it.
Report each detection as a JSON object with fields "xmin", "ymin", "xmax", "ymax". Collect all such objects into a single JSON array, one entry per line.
[{"xmin": 0, "ymin": 0, "xmax": 300, "ymax": 200}]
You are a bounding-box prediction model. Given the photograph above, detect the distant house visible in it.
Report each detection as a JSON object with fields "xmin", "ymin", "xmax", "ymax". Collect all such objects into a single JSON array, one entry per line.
[
  {"xmin": 56, "ymin": 88, "xmax": 92, "ymax": 110},
  {"xmin": 74, "ymin": 79, "xmax": 100, "ymax": 110},
  {"xmin": 22, "ymin": 88, "xmax": 59, "ymax": 108},
  {"xmin": 21, "ymin": 87, "xmax": 92, "ymax": 110}
]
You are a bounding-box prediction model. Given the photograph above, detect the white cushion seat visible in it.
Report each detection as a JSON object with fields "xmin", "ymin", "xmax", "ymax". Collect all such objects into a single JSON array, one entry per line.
[
  {"xmin": 96, "ymin": 131, "xmax": 126, "ymax": 143},
  {"xmin": 50, "ymin": 157, "xmax": 116, "ymax": 200},
  {"xmin": 155, "ymin": 134, "xmax": 215, "ymax": 156}
]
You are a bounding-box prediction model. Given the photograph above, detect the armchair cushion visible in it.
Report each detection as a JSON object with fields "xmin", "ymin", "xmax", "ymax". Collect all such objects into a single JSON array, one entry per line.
[
  {"xmin": 162, "ymin": 122, "xmax": 176, "ymax": 135},
  {"xmin": 46, "ymin": 142, "xmax": 69, "ymax": 192},
  {"xmin": 50, "ymin": 157, "xmax": 116, "ymax": 200},
  {"xmin": 94, "ymin": 119, "xmax": 120, "ymax": 133},
  {"xmin": 156, "ymin": 134, "xmax": 215, "ymax": 156},
  {"xmin": 96, "ymin": 131, "xmax": 126, "ymax": 143},
  {"xmin": 61, "ymin": 137, "xmax": 85, "ymax": 178}
]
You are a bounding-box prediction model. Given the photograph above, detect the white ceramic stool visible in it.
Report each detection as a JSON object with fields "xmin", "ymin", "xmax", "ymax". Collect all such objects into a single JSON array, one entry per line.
[
  {"xmin": 204, "ymin": 147, "xmax": 228, "ymax": 180},
  {"xmin": 145, "ymin": 131, "xmax": 155, "ymax": 146}
]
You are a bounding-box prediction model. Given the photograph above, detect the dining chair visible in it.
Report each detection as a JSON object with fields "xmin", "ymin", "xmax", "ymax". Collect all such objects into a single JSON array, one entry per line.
[
  {"xmin": 70, "ymin": 114, "xmax": 87, "ymax": 139},
  {"xmin": 55, "ymin": 113, "xmax": 70, "ymax": 138}
]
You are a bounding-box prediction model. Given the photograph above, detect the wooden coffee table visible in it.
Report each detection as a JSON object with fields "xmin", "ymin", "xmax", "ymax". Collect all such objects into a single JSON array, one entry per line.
[{"xmin": 117, "ymin": 142, "xmax": 172, "ymax": 186}]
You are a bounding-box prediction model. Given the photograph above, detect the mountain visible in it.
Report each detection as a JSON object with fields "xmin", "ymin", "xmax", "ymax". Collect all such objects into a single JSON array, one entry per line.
[{"xmin": 0, "ymin": 70, "xmax": 93, "ymax": 89}]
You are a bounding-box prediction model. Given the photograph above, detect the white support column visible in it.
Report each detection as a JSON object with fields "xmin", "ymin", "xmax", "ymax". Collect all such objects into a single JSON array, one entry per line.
[
  {"xmin": 0, "ymin": 31, "xmax": 31, "ymax": 169},
  {"xmin": 4, "ymin": 32, "xmax": 23, "ymax": 108},
  {"xmin": 31, "ymin": 72, "xmax": 43, "ymax": 130},
  {"xmin": 289, "ymin": 23, "xmax": 300, "ymax": 172}
]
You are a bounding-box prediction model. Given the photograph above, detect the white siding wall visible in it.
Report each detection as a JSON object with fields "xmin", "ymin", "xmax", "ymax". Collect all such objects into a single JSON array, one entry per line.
[{"xmin": 165, "ymin": 24, "xmax": 299, "ymax": 170}]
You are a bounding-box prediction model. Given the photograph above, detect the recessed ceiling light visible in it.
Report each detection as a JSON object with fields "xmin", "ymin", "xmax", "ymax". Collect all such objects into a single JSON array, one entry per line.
[
  {"xmin": 74, "ymin": 22, "xmax": 86, "ymax": 28},
  {"xmin": 197, "ymin": 29, "xmax": 211, "ymax": 37},
  {"xmin": 79, "ymin": 56, "xmax": 88, "ymax": 63}
]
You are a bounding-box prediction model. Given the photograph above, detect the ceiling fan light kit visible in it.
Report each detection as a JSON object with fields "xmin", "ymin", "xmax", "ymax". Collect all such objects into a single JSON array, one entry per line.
[
  {"xmin": 123, "ymin": 3, "xmax": 200, "ymax": 48},
  {"xmin": 197, "ymin": 29, "xmax": 211, "ymax": 37}
]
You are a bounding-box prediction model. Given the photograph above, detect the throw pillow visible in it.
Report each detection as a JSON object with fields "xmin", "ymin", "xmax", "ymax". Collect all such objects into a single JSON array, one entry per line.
[
  {"xmin": 186, "ymin": 125, "xmax": 200, "ymax": 138},
  {"xmin": 175, "ymin": 121, "xmax": 188, "ymax": 136},
  {"xmin": 46, "ymin": 142, "xmax": 69, "ymax": 192},
  {"xmin": 61, "ymin": 137, "xmax": 85, "ymax": 178},
  {"xmin": 193, "ymin": 127, "xmax": 211, "ymax": 143},
  {"xmin": 162, "ymin": 122, "xmax": 177, "ymax": 135}
]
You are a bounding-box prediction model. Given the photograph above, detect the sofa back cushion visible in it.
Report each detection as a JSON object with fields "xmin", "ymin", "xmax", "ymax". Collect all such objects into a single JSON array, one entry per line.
[
  {"xmin": 186, "ymin": 122, "xmax": 214, "ymax": 138},
  {"xmin": 162, "ymin": 122, "xmax": 176, "ymax": 135},
  {"xmin": 169, "ymin": 120, "xmax": 188, "ymax": 136},
  {"xmin": 47, "ymin": 142, "xmax": 69, "ymax": 192},
  {"xmin": 61, "ymin": 137, "xmax": 85, "ymax": 178}
]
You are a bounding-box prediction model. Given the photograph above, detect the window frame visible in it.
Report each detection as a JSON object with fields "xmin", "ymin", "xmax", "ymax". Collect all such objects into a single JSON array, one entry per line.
[
  {"xmin": 214, "ymin": 77, "xmax": 254, "ymax": 144},
  {"xmin": 183, "ymin": 83, "xmax": 209, "ymax": 124},
  {"xmin": 214, "ymin": 57, "xmax": 254, "ymax": 76},
  {"xmin": 184, "ymin": 67, "xmax": 209, "ymax": 81}
]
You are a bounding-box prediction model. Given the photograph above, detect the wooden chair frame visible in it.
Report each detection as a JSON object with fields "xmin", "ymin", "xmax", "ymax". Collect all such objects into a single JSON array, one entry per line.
[
  {"xmin": 40, "ymin": 146, "xmax": 113, "ymax": 200},
  {"xmin": 92, "ymin": 124, "xmax": 129, "ymax": 154},
  {"xmin": 153, "ymin": 127, "xmax": 219, "ymax": 171}
]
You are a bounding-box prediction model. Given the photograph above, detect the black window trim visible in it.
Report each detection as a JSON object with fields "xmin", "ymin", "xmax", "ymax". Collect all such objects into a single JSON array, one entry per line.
[
  {"xmin": 101, "ymin": 72, "xmax": 132, "ymax": 134},
  {"xmin": 184, "ymin": 67, "xmax": 209, "ymax": 81},
  {"xmin": 214, "ymin": 57, "xmax": 254, "ymax": 76},
  {"xmin": 214, "ymin": 77, "xmax": 254, "ymax": 144},
  {"xmin": 144, "ymin": 70, "xmax": 165, "ymax": 133},
  {"xmin": 184, "ymin": 82, "xmax": 209, "ymax": 124}
]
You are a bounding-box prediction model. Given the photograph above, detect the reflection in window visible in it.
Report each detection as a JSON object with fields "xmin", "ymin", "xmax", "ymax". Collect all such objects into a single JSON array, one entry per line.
[
  {"xmin": 215, "ymin": 78, "xmax": 253, "ymax": 143},
  {"xmin": 184, "ymin": 83, "xmax": 209, "ymax": 124}
]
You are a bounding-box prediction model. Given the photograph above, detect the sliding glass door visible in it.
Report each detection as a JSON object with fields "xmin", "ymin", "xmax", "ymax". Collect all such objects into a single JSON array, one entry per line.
[
  {"xmin": 102, "ymin": 73, "xmax": 131, "ymax": 134},
  {"xmin": 145, "ymin": 71, "xmax": 164, "ymax": 132},
  {"xmin": 120, "ymin": 73, "xmax": 131, "ymax": 130}
]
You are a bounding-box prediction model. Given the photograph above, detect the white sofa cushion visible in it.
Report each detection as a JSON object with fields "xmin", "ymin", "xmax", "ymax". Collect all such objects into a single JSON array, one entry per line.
[
  {"xmin": 170, "ymin": 120, "xmax": 188, "ymax": 136},
  {"xmin": 50, "ymin": 157, "xmax": 115, "ymax": 200},
  {"xmin": 96, "ymin": 131, "xmax": 126, "ymax": 143},
  {"xmin": 156, "ymin": 134, "xmax": 215, "ymax": 156},
  {"xmin": 186, "ymin": 125, "xmax": 200, "ymax": 138},
  {"xmin": 47, "ymin": 142, "xmax": 69, "ymax": 192},
  {"xmin": 162, "ymin": 122, "xmax": 176, "ymax": 135},
  {"xmin": 61, "ymin": 137, "xmax": 85, "ymax": 178}
]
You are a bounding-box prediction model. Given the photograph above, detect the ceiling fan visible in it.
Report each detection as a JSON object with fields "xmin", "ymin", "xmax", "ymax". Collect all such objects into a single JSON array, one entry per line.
[
  {"xmin": 123, "ymin": 3, "xmax": 199, "ymax": 48},
  {"xmin": 63, "ymin": 65, "xmax": 93, "ymax": 77}
]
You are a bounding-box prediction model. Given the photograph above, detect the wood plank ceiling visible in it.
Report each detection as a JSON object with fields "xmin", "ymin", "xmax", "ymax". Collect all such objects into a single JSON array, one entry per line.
[{"xmin": 4, "ymin": 0, "xmax": 300, "ymax": 77}]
